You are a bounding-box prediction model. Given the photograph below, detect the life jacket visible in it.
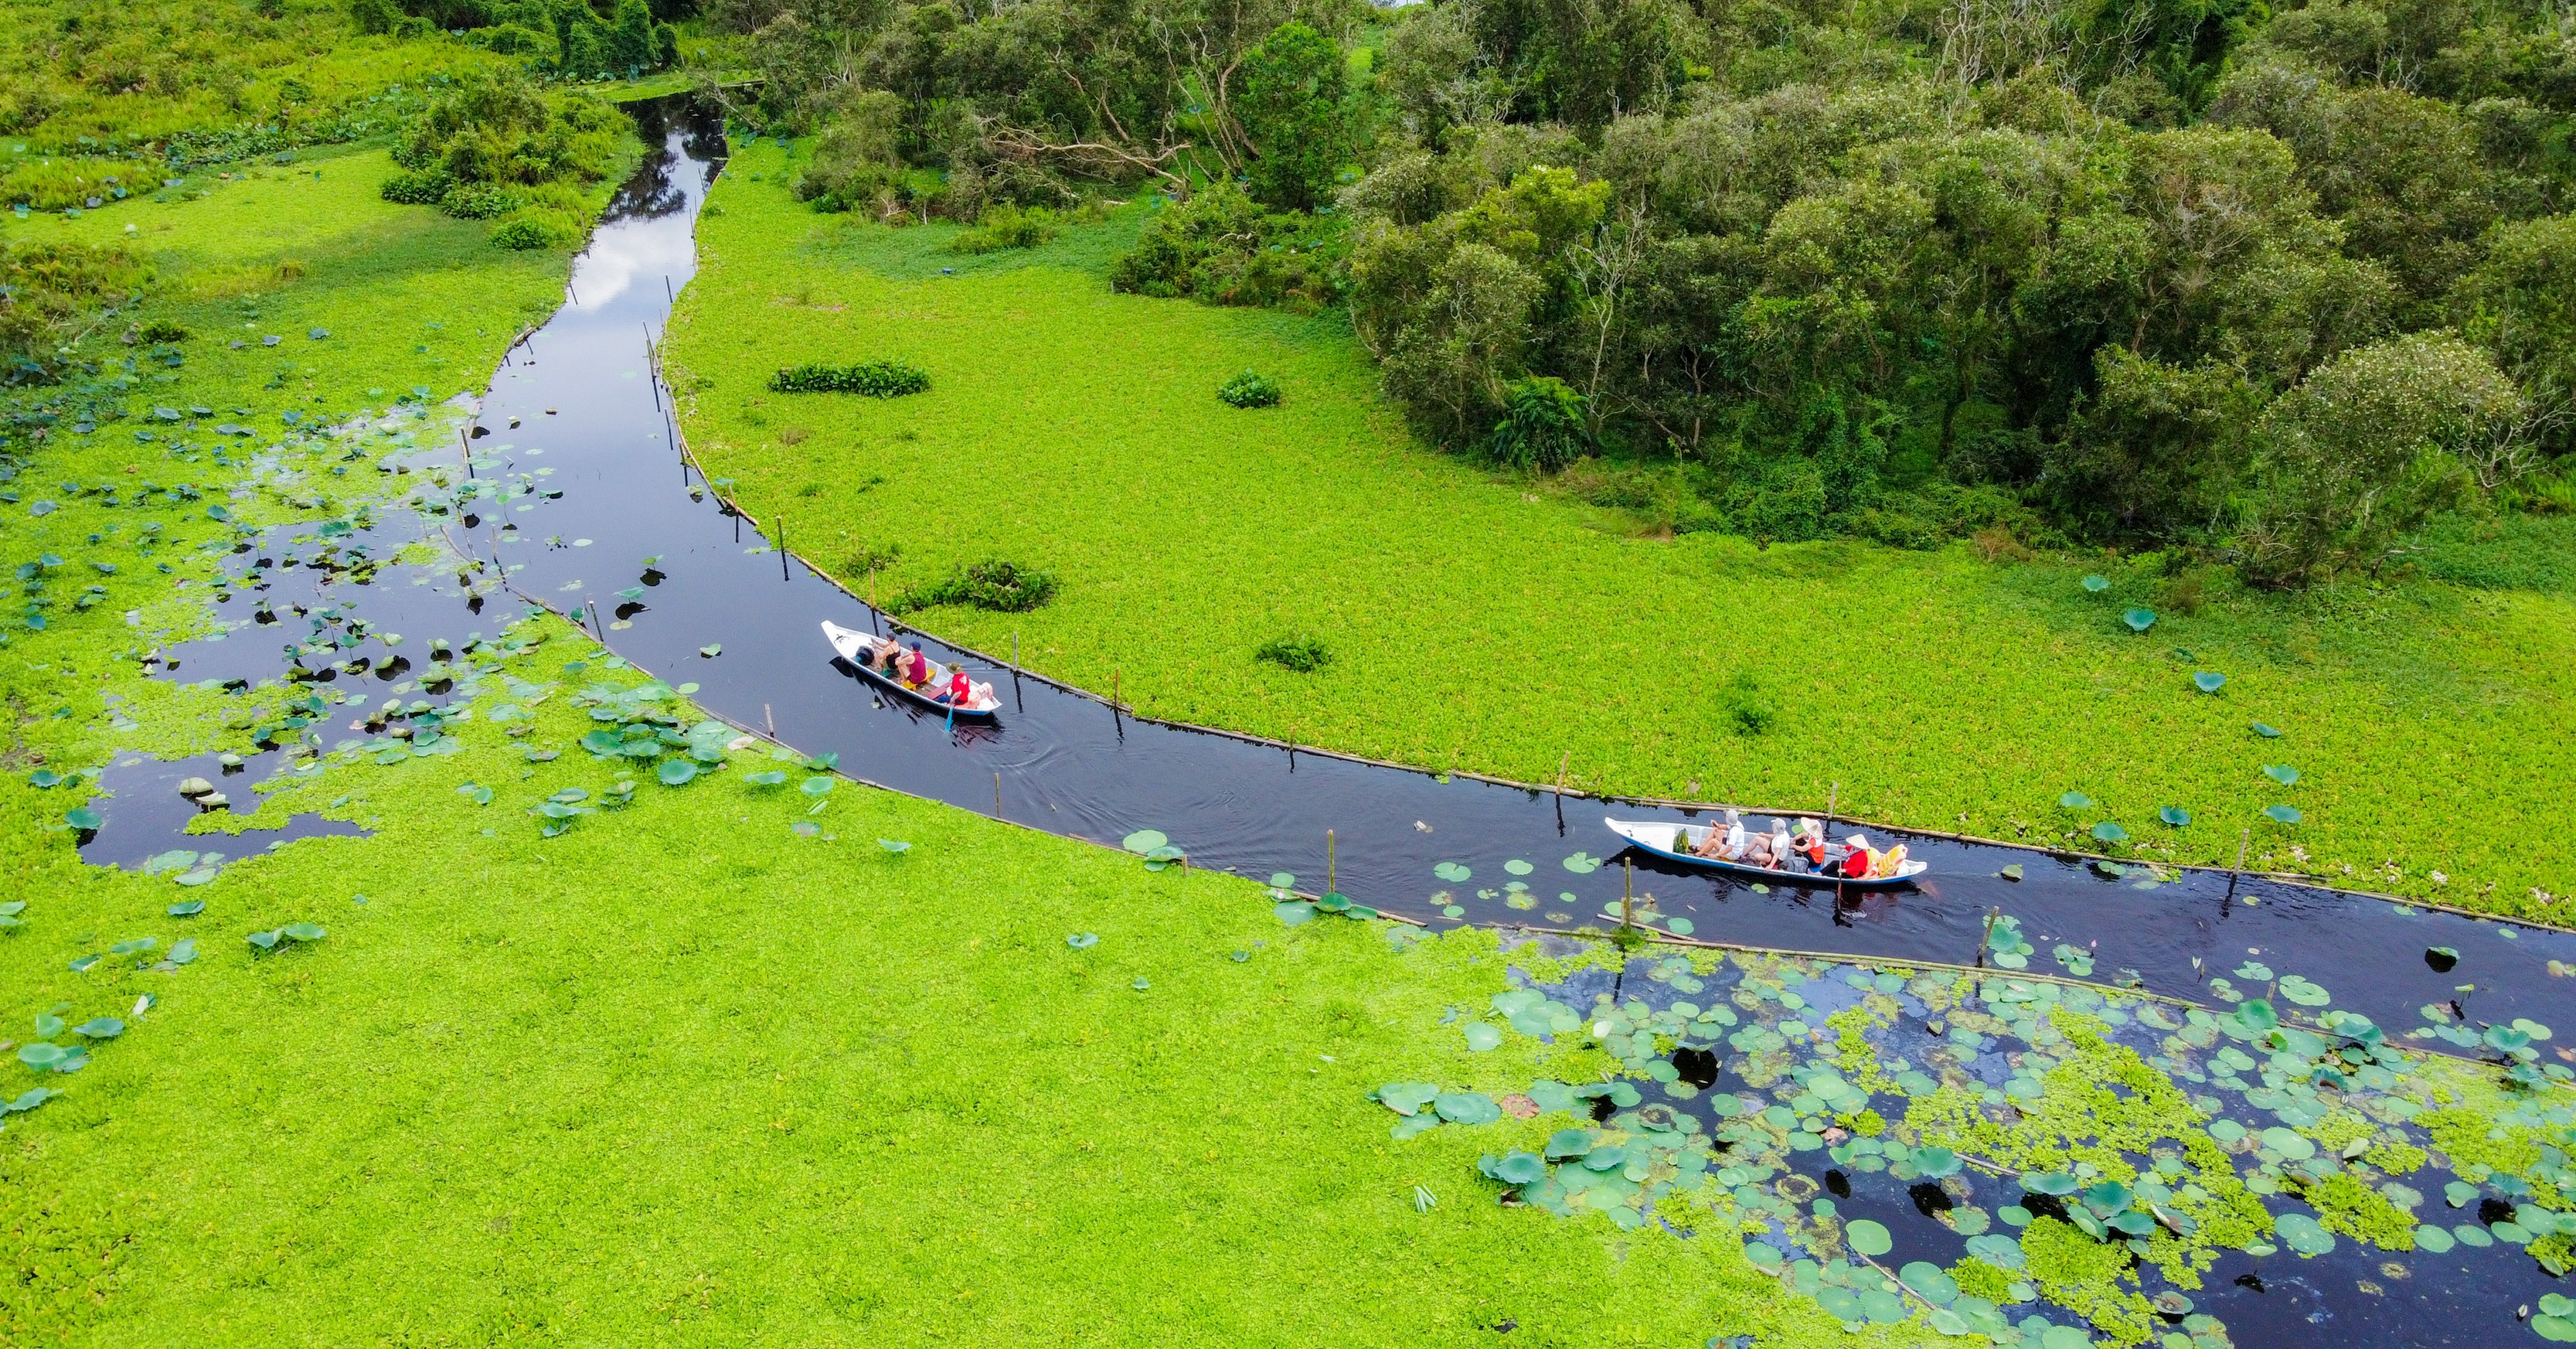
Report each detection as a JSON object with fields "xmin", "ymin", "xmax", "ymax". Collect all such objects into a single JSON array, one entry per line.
[{"xmin": 1873, "ymin": 844, "xmax": 1907, "ymax": 879}]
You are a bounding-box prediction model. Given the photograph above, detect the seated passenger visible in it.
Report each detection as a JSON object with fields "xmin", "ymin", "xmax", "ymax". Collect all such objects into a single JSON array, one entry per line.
[
  {"xmin": 903, "ymin": 643, "xmax": 931, "ymax": 687},
  {"xmin": 1690, "ymin": 824, "xmax": 1727, "ymax": 859},
  {"xmin": 1717, "ymin": 810, "xmax": 1749, "ymax": 860},
  {"xmin": 939, "ymin": 667, "xmax": 973, "ymax": 707},
  {"xmin": 1767, "ymin": 823, "xmax": 1795, "ymax": 869}
]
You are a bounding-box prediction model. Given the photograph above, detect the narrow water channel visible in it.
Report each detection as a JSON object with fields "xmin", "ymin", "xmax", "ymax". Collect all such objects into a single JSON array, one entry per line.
[
  {"xmin": 87, "ymin": 90, "xmax": 2571, "ymax": 1349},
  {"xmin": 119, "ymin": 94, "xmax": 2574, "ymax": 1044}
]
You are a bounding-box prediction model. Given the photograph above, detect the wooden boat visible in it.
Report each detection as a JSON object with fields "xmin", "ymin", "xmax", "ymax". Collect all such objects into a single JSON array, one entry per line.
[
  {"xmin": 1604, "ymin": 816, "xmax": 1928, "ymax": 887},
  {"xmin": 821, "ymin": 620, "xmax": 1002, "ymax": 718}
]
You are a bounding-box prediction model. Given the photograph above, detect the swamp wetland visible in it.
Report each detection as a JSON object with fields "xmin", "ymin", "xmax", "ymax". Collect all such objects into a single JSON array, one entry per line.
[{"xmin": 4, "ymin": 4, "xmax": 2576, "ymax": 1347}]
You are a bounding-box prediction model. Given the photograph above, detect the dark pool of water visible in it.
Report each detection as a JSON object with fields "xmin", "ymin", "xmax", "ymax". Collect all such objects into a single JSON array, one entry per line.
[{"xmin": 76, "ymin": 745, "xmax": 369, "ymax": 870}]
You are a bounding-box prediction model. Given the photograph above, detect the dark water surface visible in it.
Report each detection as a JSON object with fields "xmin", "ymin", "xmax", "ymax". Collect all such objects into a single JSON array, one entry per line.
[{"xmin": 97, "ymin": 100, "xmax": 2571, "ymax": 1347}]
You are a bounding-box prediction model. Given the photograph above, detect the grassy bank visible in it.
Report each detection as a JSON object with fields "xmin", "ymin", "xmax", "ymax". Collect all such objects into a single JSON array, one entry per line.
[{"xmin": 665, "ymin": 138, "xmax": 2576, "ymax": 922}]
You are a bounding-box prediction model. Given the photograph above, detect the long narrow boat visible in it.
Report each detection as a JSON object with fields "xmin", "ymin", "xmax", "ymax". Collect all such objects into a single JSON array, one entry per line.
[
  {"xmin": 821, "ymin": 620, "xmax": 1002, "ymax": 718},
  {"xmin": 1604, "ymin": 816, "xmax": 1928, "ymax": 888}
]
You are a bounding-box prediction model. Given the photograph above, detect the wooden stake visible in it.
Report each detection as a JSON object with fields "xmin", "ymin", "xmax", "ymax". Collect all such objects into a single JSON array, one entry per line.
[
  {"xmin": 1979, "ymin": 906, "xmax": 1999, "ymax": 969},
  {"xmin": 2233, "ymin": 828, "xmax": 2251, "ymax": 876},
  {"xmin": 764, "ymin": 703, "xmax": 774, "ymax": 737},
  {"xmin": 995, "ymin": 770, "xmax": 1002, "ymax": 817},
  {"xmin": 1327, "ymin": 829, "xmax": 1337, "ymax": 894}
]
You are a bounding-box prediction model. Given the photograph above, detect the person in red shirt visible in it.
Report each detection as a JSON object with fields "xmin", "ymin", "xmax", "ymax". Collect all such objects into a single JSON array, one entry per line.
[{"xmin": 943, "ymin": 667, "xmax": 973, "ymax": 707}]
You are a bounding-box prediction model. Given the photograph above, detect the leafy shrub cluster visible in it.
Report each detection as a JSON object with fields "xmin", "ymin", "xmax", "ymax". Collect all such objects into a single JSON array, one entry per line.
[
  {"xmin": 893, "ymin": 560, "xmax": 1057, "ymax": 614},
  {"xmin": 1217, "ymin": 370, "xmax": 1280, "ymax": 409},
  {"xmin": 0, "ymin": 158, "xmax": 162, "ymax": 213},
  {"xmin": 950, "ymin": 203, "xmax": 1064, "ymax": 254},
  {"xmin": 378, "ymin": 70, "xmax": 624, "ymax": 244},
  {"xmin": 768, "ymin": 360, "xmax": 930, "ymax": 397},
  {"xmin": 2, "ymin": 241, "xmax": 153, "ymax": 386},
  {"xmin": 1254, "ymin": 635, "xmax": 1331, "ymax": 673},
  {"xmin": 1111, "ymin": 181, "xmax": 1346, "ymax": 313}
]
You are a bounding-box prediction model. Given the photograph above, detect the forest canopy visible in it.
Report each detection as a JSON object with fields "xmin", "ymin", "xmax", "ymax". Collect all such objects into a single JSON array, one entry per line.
[{"xmin": 717, "ymin": 0, "xmax": 2576, "ymax": 584}]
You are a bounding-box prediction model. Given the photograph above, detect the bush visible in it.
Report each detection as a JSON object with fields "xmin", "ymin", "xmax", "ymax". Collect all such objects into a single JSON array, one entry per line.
[
  {"xmin": 1720, "ymin": 671, "xmax": 1775, "ymax": 735},
  {"xmin": 136, "ymin": 319, "xmax": 189, "ymax": 343},
  {"xmin": 894, "ymin": 560, "xmax": 1057, "ymax": 614},
  {"xmin": 1487, "ymin": 376, "xmax": 1591, "ymax": 473},
  {"xmin": 1111, "ymin": 181, "xmax": 1346, "ymax": 312},
  {"xmin": 950, "ymin": 204, "xmax": 1063, "ymax": 254},
  {"xmin": 441, "ymin": 183, "xmax": 527, "ymax": 220},
  {"xmin": 1254, "ymin": 635, "xmax": 1332, "ymax": 673},
  {"xmin": 488, "ymin": 217, "xmax": 559, "ymax": 250},
  {"xmin": 379, "ymin": 169, "xmax": 456, "ymax": 205},
  {"xmin": 769, "ymin": 361, "xmax": 931, "ymax": 397},
  {"xmin": 1218, "ymin": 370, "xmax": 1281, "ymax": 408}
]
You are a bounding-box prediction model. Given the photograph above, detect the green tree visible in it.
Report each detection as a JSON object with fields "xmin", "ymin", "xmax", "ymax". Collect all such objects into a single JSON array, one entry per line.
[
  {"xmin": 1237, "ymin": 22, "xmax": 1348, "ymax": 212},
  {"xmin": 2240, "ymin": 332, "xmax": 2524, "ymax": 584}
]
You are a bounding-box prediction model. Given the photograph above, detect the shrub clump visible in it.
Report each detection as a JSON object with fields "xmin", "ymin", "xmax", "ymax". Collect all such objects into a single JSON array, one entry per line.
[
  {"xmin": 1111, "ymin": 181, "xmax": 1346, "ymax": 312},
  {"xmin": 894, "ymin": 560, "xmax": 1057, "ymax": 614},
  {"xmin": 950, "ymin": 204, "xmax": 1064, "ymax": 255},
  {"xmin": 1254, "ymin": 635, "xmax": 1331, "ymax": 673},
  {"xmin": 1218, "ymin": 370, "xmax": 1281, "ymax": 409},
  {"xmin": 379, "ymin": 70, "xmax": 621, "ymax": 247},
  {"xmin": 769, "ymin": 361, "xmax": 930, "ymax": 397},
  {"xmin": 1487, "ymin": 376, "xmax": 1591, "ymax": 473},
  {"xmin": 488, "ymin": 218, "xmax": 567, "ymax": 250},
  {"xmin": 136, "ymin": 319, "xmax": 189, "ymax": 343}
]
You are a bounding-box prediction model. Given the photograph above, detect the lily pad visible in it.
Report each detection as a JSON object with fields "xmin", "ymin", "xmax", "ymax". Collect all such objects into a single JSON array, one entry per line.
[
  {"xmin": 168, "ymin": 900, "xmax": 205, "ymax": 917},
  {"xmin": 2021, "ymin": 1171, "xmax": 2079, "ymax": 1196},
  {"xmin": 2265, "ymin": 804, "xmax": 2303, "ymax": 824},
  {"xmin": 699, "ymin": 643, "xmax": 721, "ymax": 658},
  {"xmin": 1562, "ymin": 852, "xmax": 1601, "ymax": 874},
  {"xmin": 1433, "ymin": 861, "xmax": 1472, "ymax": 883},
  {"xmin": 800, "ymin": 776, "xmax": 834, "ymax": 797},
  {"xmin": 2057, "ymin": 792, "xmax": 2093, "ymax": 809},
  {"xmin": 876, "ymin": 840, "xmax": 911, "ymax": 853},
  {"xmin": 2274, "ymin": 1211, "xmax": 2336, "ymax": 1256},
  {"xmin": 1066, "ymin": 932, "xmax": 1099, "ymax": 949},
  {"xmin": 2278, "ymin": 974, "xmax": 2331, "ymax": 1007},
  {"xmin": 1121, "ymin": 829, "xmax": 1169, "ymax": 854},
  {"xmin": 2159, "ymin": 806, "xmax": 2191, "ymax": 826},
  {"xmin": 72, "ymin": 1017, "xmax": 124, "ymax": 1039},
  {"xmin": 1488, "ymin": 1151, "xmax": 1547, "ymax": 1185},
  {"xmin": 2192, "ymin": 671, "xmax": 2225, "ymax": 693},
  {"xmin": 1434, "ymin": 1091, "xmax": 1502, "ymax": 1125},
  {"xmin": 2091, "ymin": 821, "xmax": 2129, "ymax": 843},
  {"xmin": 65, "ymin": 807, "xmax": 101, "ymax": 831},
  {"xmin": 2081, "ymin": 574, "xmax": 2109, "ymax": 592},
  {"xmin": 2263, "ymin": 765, "xmax": 2299, "ymax": 785},
  {"xmin": 2122, "ymin": 607, "xmax": 2156, "ymax": 632},
  {"xmin": 1503, "ymin": 859, "xmax": 1533, "ymax": 875},
  {"xmin": 2251, "ymin": 722, "xmax": 2282, "ymax": 738},
  {"xmin": 1846, "ymin": 1218, "xmax": 1894, "ymax": 1256},
  {"xmin": 1462, "ymin": 1021, "xmax": 1502, "ymax": 1051},
  {"xmin": 1999, "ymin": 864, "xmax": 2024, "ymax": 881},
  {"xmin": 655, "ymin": 758, "xmax": 699, "ymax": 785},
  {"xmin": 1274, "ymin": 901, "xmax": 1315, "ymax": 925}
]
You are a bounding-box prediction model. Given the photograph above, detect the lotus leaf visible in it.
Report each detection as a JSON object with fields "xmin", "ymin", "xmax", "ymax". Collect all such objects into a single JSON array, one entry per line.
[
  {"xmin": 1489, "ymin": 1151, "xmax": 1547, "ymax": 1185},
  {"xmin": 73, "ymin": 1017, "xmax": 123, "ymax": 1038},
  {"xmin": 1274, "ymin": 901, "xmax": 1315, "ymax": 925},
  {"xmin": 2122, "ymin": 607, "xmax": 2156, "ymax": 632},
  {"xmin": 2252, "ymin": 722, "xmax": 2281, "ymax": 738},
  {"xmin": 1462, "ymin": 1022, "xmax": 1502, "ymax": 1051},
  {"xmin": 1562, "ymin": 852, "xmax": 1601, "ymax": 874},
  {"xmin": 1433, "ymin": 1092, "xmax": 1502, "ymax": 1125},
  {"xmin": 1066, "ymin": 933, "xmax": 1098, "ymax": 949},
  {"xmin": 2159, "ymin": 806, "xmax": 2190, "ymax": 826},
  {"xmin": 2192, "ymin": 671, "xmax": 2224, "ymax": 693},
  {"xmin": 2091, "ymin": 821, "xmax": 2129, "ymax": 843},
  {"xmin": 2265, "ymin": 804, "xmax": 2302, "ymax": 823},
  {"xmin": 65, "ymin": 807, "xmax": 101, "ymax": 831},
  {"xmin": 1121, "ymin": 829, "xmax": 1169, "ymax": 854},
  {"xmin": 168, "ymin": 900, "xmax": 205, "ymax": 917},
  {"xmin": 2274, "ymin": 1211, "xmax": 2335, "ymax": 1255},
  {"xmin": 2022, "ymin": 1171, "xmax": 2079, "ymax": 1196},
  {"xmin": 1845, "ymin": 1218, "xmax": 1893, "ymax": 1256},
  {"xmin": 2263, "ymin": 765, "xmax": 2299, "ymax": 785},
  {"xmin": 1433, "ymin": 861, "xmax": 1471, "ymax": 883},
  {"xmin": 2081, "ymin": 574, "xmax": 2109, "ymax": 592},
  {"xmin": 2057, "ymin": 792, "xmax": 2092, "ymax": 809},
  {"xmin": 656, "ymin": 759, "xmax": 699, "ymax": 785}
]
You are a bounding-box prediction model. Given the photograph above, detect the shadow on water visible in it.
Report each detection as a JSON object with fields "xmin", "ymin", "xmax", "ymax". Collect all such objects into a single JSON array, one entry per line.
[{"xmin": 112, "ymin": 100, "xmax": 2573, "ymax": 1348}]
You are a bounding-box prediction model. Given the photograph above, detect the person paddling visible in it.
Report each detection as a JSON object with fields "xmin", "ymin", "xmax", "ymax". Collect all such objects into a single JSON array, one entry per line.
[{"xmin": 942, "ymin": 666, "xmax": 974, "ymax": 707}]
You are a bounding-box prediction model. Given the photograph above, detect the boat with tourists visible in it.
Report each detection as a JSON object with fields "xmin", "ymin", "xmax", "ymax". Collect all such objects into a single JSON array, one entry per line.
[
  {"xmin": 1604, "ymin": 816, "xmax": 1928, "ymax": 887},
  {"xmin": 821, "ymin": 620, "xmax": 1002, "ymax": 718}
]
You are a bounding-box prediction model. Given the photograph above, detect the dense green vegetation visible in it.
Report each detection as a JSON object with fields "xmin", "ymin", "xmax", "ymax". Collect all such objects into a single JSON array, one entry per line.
[
  {"xmin": 723, "ymin": 0, "xmax": 2576, "ymax": 591},
  {"xmin": 669, "ymin": 145, "xmax": 2576, "ymax": 919}
]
